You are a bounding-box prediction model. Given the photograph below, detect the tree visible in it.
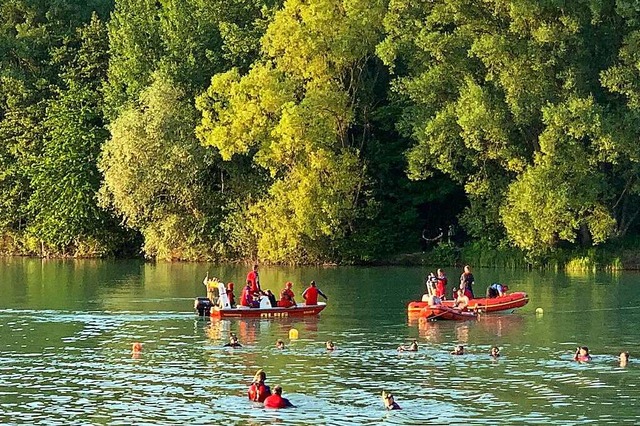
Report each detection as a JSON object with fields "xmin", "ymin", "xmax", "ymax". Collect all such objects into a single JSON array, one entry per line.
[
  {"xmin": 99, "ymin": 73, "xmax": 224, "ymax": 260},
  {"xmin": 378, "ymin": 0, "xmax": 638, "ymax": 255},
  {"xmin": 196, "ymin": 0, "xmax": 396, "ymax": 263}
]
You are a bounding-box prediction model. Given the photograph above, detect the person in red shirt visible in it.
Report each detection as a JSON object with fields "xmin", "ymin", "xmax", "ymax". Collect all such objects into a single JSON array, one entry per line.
[
  {"xmin": 240, "ymin": 281, "xmax": 252, "ymax": 307},
  {"xmin": 247, "ymin": 264, "xmax": 261, "ymax": 295},
  {"xmin": 278, "ymin": 282, "xmax": 297, "ymax": 308},
  {"xmin": 302, "ymin": 280, "xmax": 328, "ymax": 305},
  {"xmin": 435, "ymin": 269, "xmax": 447, "ymax": 298},
  {"xmin": 263, "ymin": 385, "xmax": 294, "ymax": 409},
  {"xmin": 248, "ymin": 369, "xmax": 271, "ymax": 402}
]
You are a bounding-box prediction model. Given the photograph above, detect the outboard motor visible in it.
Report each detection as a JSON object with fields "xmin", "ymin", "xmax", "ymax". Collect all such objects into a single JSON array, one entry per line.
[{"xmin": 194, "ymin": 297, "xmax": 213, "ymax": 317}]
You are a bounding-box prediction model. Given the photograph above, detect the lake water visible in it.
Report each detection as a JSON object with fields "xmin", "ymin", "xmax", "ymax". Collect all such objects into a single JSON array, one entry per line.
[{"xmin": 1, "ymin": 259, "xmax": 639, "ymax": 424}]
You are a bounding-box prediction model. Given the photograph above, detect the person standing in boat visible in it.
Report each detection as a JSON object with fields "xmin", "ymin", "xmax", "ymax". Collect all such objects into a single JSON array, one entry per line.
[
  {"xmin": 436, "ymin": 269, "xmax": 447, "ymax": 298},
  {"xmin": 247, "ymin": 264, "xmax": 262, "ymax": 295},
  {"xmin": 302, "ymin": 280, "xmax": 328, "ymax": 305},
  {"xmin": 460, "ymin": 265, "xmax": 475, "ymax": 298},
  {"xmin": 248, "ymin": 369, "xmax": 271, "ymax": 402},
  {"xmin": 278, "ymin": 281, "xmax": 297, "ymax": 308}
]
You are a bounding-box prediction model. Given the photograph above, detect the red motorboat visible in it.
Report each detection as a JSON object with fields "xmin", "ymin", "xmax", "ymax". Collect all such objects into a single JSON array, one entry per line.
[
  {"xmin": 195, "ymin": 279, "xmax": 327, "ymax": 319},
  {"xmin": 408, "ymin": 291, "xmax": 529, "ymax": 316},
  {"xmin": 210, "ymin": 302, "xmax": 327, "ymax": 319},
  {"xmin": 419, "ymin": 305, "xmax": 478, "ymax": 321}
]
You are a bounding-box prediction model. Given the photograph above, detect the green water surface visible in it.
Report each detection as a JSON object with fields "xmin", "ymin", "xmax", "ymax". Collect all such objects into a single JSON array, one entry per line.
[{"xmin": 0, "ymin": 259, "xmax": 639, "ymax": 424}]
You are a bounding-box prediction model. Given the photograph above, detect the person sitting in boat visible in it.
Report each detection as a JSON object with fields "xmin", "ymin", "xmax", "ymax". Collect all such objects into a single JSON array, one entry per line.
[
  {"xmin": 619, "ymin": 351, "xmax": 629, "ymax": 367},
  {"xmin": 224, "ymin": 333, "xmax": 242, "ymax": 348},
  {"xmin": 326, "ymin": 341, "xmax": 336, "ymax": 351},
  {"xmin": 574, "ymin": 346, "xmax": 592, "ymax": 362},
  {"xmin": 460, "ymin": 265, "xmax": 475, "ymax": 298},
  {"xmin": 278, "ymin": 282, "xmax": 297, "ymax": 308},
  {"xmin": 240, "ymin": 281, "xmax": 252, "ymax": 307},
  {"xmin": 276, "ymin": 339, "xmax": 285, "ymax": 350},
  {"xmin": 264, "ymin": 385, "xmax": 295, "ymax": 409},
  {"xmin": 398, "ymin": 340, "xmax": 419, "ymax": 352},
  {"xmin": 226, "ymin": 282, "xmax": 236, "ymax": 308},
  {"xmin": 490, "ymin": 346, "xmax": 500, "ymax": 358},
  {"xmin": 302, "ymin": 280, "xmax": 328, "ymax": 305},
  {"xmin": 453, "ymin": 286, "xmax": 470, "ymax": 310},
  {"xmin": 264, "ymin": 289, "xmax": 277, "ymax": 307},
  {"xmin": 248, "ymin": 369, "xmax": 271, "ymax": 402},
  {"xmin": 382, "ymin": 391, "xmax": 401, "ymax": 410},
  {"xmin": 486, "ymin": 283, "xmax": 508, "ymax": 298},
  {"xmin": 426, "ymin": 293, "xmax": 442, "ymax": 306},
  {"xmin": 436, "ymin": 269, "xmax": 447, "ymax": 299},
  {"xmin": 451, "ymin": 345, "xmax": 464, "ymax": 355}
]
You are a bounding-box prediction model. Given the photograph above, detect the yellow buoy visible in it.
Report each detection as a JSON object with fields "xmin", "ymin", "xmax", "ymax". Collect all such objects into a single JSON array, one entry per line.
[
  {"xmin": 289, "ymin": 328, "xmax": 299, "ymax": 340},
  {"xmin": 535, "ymin": 307, "xmax": 544, "ymax": 315}
]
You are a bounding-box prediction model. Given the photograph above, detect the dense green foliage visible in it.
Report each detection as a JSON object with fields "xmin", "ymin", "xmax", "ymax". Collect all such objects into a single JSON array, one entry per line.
[{"xmin": 3, "ymin": 0, "xmax": 640, "ymax": 265}]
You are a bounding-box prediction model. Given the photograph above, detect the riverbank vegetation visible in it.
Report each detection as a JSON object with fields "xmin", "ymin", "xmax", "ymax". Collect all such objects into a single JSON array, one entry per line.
[{"xmin": 2, "ymin": 0, "xmax": 640, "ymax": 269}]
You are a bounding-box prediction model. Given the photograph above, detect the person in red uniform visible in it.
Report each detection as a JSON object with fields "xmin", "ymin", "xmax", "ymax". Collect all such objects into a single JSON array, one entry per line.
[
  {"xmin": 435, "ymin": 269, "xmax": 447, "ymax": 298},
  {"xmin": 240, "ymin": 281, "xmax": 252, "ymax": 307},
  {"xmin": 226, "ymin": 282, "xmax": 236, "ymax": 307},
  {"xmin": 302, "ymin": 280, "xmax": 328, "ymax": 305},
  {"xmin": 263, "ymin": 385, "xmax": 294, "ymax": 409},
  {"xmin": 248, "ymin": 369, "xmax": 271, "ymax": 402},
  {"xmin": 247, "ymin": 264, "xmax": 261, "ymax": 295},
  {"xmin": 278, "ymin": 282, "xmax": 297, "ymax": 308}
]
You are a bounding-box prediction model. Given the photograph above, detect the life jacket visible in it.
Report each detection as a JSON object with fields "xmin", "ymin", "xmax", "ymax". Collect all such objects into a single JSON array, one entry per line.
[
  {"xmin": 303, "ymin": 286, "xmax": 319, "ymax": 305},
  {"xmin": 248, "ymin": 382, "xmax": 270, "ymax": 402},
  {"xmin": 264, "ymin": 393, "xmax": 291, "ymax": 409},
  {"xmin": 278, "ymin": 289, "xmax": 295, "ymax": 307}
]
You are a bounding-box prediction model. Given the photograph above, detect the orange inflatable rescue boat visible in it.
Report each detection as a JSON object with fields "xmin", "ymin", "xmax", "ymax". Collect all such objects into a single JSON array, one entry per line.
[{"xmin": 408, "ymin": 291, "xmax": 529, "ymax": 317}]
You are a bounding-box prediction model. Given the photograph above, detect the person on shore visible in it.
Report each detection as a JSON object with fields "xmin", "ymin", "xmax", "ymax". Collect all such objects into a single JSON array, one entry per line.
[
  {"xmin": 226, "ymin": 282, "xmax": 236, "ymax": 307},
  {"xmin": 460, "ymin": 265, "xmax": 475, "ymax": 298},
  {"xmin": 278, "ymin": 282, "xmax": 297, "ymax": 308},
  {"xmin": 574, "ymin": 346, "xmax": 592, "ymax": 362},
  {"xmin": 224, "ymin": 333, "xmax": 242, "ymax": 348},
  {"xmin": 248, "ymin": 369, "xmax": 271, "ymax": 402},
  {"xmin": 490, "ymin": 346, "xmax": 500, "ymax": 358},
  {"xmin": 486, "ymin": 283, "xmax": 508, "ymax": 298},
  {"xmin": 398, "ymin": 340, "xmax": 418, "ymax": 352},
  {"xmin": 382, "ymin": 391, "xmax": 401, "ymax": 410},
  {"xmin": 247, "ymin": 264, "xmax": 262, "ymax": 295},
  {"xmin": 326, "ymin": 341, "xmax": 336, "ymax": 351},
  {"xmin": 619, "ymin": 351, "xmax": 630, "ymax": 367},
  {"xmin": 436, "ymin": 269, "xmax": 448, "ymax": 299},
  {"xmin": 302, "ymin": 280, "xmax": 328, "ymax": 305},
  {"xmin": 276, "ymin": 339, "xmax": 285, "ymax": 350},
  {"xmin": 451, "ymin": 345, "xmax": 464, "ymax": 355},
  {"xmin": 264, "ymin": 385, "xmax": 295, "ymax": 409}
]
